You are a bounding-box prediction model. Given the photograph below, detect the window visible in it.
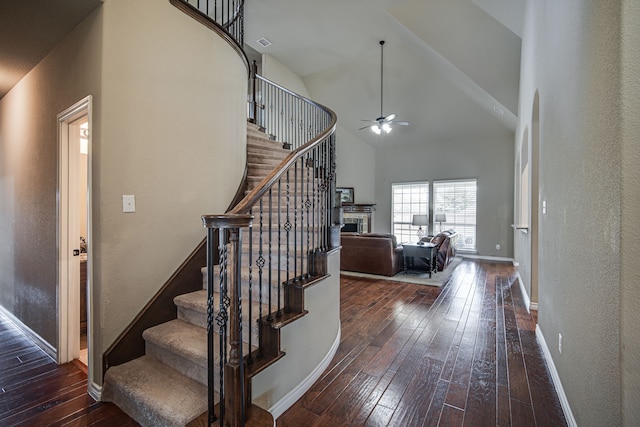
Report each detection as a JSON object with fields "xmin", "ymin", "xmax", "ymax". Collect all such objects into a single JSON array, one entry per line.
[
  {"xmin": 392, "ymin": 182, "xmax": 429, "ymax": 244},
  {"xmin": 433, "ymin": 179, "xmax": 477, "ymax": 251}
]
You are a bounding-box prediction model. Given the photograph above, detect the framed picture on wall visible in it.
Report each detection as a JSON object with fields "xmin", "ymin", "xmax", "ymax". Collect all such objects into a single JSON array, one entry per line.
[{"xmin": 337, "ymin": 187, "xmax": 354, "ymax": 204}]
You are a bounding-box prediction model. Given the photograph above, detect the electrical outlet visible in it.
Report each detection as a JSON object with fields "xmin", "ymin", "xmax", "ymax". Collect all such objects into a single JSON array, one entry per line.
[
  {"xmin": 495, "ymin": 244, "xmax": 501, "ymax": 251},
  {"xmin": 558, "ymin": 333, "xmax": 563, "ymax": 354},
  {"xmin": 122, "ymin": 194, "xmax": 136, "ymax": 213}
]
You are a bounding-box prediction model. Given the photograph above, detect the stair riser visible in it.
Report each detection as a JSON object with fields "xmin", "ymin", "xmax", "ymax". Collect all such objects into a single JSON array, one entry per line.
[
  {"xmin": 205, "ymin": 267, "xmax": 307, "ymax": 302},
  {"xmin": 177, "ymin": 305, "xmax": 260, "ymax": 345},
  {"xmin": 146, "ymin": 341, "xmax": 211, "ymax": 390}
]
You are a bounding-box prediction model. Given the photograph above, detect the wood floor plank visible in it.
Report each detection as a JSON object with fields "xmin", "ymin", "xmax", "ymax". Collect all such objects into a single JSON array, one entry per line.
[
  {"xmin": 387, "ymin": 356, "xmax": 444, "ymax": 427},
  {"xmin": 279, "ymin": 260, "xmax": 566, "ymax": 427},
  {"xmin": 0, "ymin": 312, "xmax": 135, "ymax": 426},
  {"xmin": 0, "ymin": 260, "xmax": 566, "ymax": 427},
  {"xmin": 439, "ymin": 404, "xmax": 464, "ymax": 427}
]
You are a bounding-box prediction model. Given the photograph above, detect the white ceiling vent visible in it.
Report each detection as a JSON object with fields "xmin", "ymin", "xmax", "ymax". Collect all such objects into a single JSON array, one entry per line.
[{"xmin": 257, "ymin": 37, "xmax": 272, "ymax": 47}]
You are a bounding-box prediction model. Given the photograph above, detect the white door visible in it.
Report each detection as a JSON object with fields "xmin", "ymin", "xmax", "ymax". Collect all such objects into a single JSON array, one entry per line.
[{"xmin": 57, "ymin": 97, "xmax": 93, "ymax": 380}]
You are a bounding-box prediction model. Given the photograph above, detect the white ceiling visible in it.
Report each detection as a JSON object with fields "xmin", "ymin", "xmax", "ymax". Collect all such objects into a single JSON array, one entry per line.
[
  {"xmin": 0, "ymin": 0, "xmax": 103, "ymax": 99},
  {"xmin": 0, "ymin": 0, "xmax": 524, "ymax": 148},
  {"xmin": 245, "ymin": 0, "xmax": 525, "ymax": 147}
]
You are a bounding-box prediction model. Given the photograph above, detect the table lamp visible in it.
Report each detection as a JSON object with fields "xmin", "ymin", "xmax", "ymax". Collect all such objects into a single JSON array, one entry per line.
[
  {"xmin": 412, "ymin": 214, "xmax": 429, "ymax": 243},
  {"xmin": 435, "ymin": 213, "xmax": 447, "ymax": 232}
]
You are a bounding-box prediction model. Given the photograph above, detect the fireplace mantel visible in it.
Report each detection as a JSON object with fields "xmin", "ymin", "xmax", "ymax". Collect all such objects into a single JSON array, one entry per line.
[{"xmin": 342, "ymin": 204, "xmax": 375, "ymax": 233}]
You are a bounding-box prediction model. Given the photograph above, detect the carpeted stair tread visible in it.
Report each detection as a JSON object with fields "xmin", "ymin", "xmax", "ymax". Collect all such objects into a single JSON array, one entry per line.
[
  {"xmin": 102, "ymin": 355, "xmax": 208, "ymax": 427},
  {"xmin": 175, "ymin": 290, "xmax": 275, "ymax": 330},
  {"xmin": 143, "ymin": 319, "xmax": 207, "ymax": 369},
  {"xmin": 143, "ymin": 318, "xmax": 256, "ymax": 388}
]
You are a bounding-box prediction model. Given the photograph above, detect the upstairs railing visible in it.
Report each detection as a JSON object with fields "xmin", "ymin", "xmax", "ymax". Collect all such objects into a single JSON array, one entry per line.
[
  {"xmin": 182, "ymin": 0, "xmax": 244, "ymax": 44},
  {"xmin": 202, "ymin": 71, "xmax": 337, "ymax": 425},
  {"xmin": 170, "ymin": 0, "xmax": 246, "ymax": 65},
  {"xmin": 249, "ymin": 62, "xmax": 331, "ymax": 152}
]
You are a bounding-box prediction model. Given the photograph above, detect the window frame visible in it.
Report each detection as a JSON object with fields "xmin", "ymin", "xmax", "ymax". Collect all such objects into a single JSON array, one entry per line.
[
  {"xmin": 391, "ymin": 181, "xmax": 430, "ymax": 244},
  {"xmin": 433, "ymin": 178, "xmax": 478, "ymax": 252}
]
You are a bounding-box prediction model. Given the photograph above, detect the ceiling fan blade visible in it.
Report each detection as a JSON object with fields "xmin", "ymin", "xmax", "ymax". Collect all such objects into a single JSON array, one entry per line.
[
  {"xmin": 384, "ymin": 113, "xmax": 396, "ymax": 122},
  {"xmin": 360, "ymin": 119, "xmax": 378, "ymax": 123},
  {"xmin": 358, "ymin": 124, "xmax": 374, "ymax": 130},
  {"xmin": 394, "ymin": 121, "xmax": 410, "ymax": 126}
]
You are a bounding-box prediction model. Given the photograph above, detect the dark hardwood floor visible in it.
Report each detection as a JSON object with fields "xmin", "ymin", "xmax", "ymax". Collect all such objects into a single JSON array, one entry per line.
[
  {"xmin": 277, "ymin": 259, "xmax": 566, "ymax": 427},
  {"xmin": 1, "ymin": 259, "xmax": 565, "ymax": 427},
  {"xmin": 0, "ymin": 314, "xmax": 136, "ymax": 426}
]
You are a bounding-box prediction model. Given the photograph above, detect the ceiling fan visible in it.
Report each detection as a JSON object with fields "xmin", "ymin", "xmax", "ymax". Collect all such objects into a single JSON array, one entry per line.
[{"xmin": 359, "ymin": 40, "xmax": 409, "ymax": 134}]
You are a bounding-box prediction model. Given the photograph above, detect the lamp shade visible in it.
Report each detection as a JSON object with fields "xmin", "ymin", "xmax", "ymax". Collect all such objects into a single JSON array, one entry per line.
[
  {"xmin": 412, "ymin": 214, "xmax": 429, "ymax": 226},
  {"xmin": 434, "ymin": 213, "xmax": 447, "ymax": 223}
]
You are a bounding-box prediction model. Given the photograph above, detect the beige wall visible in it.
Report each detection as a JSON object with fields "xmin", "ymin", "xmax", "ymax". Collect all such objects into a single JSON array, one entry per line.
[
  {"xmin": 621, "ymin": 0, "xmax": 640, "ymax": 424},
  {"xmin": 262, "ymin": 54, "xmax": 310, "ymax": 98},
  {"xmin": 0, "ymin": 6, "xmax": 104, "ymax": 347},
  {"xmin": 94, "ymin": 0, "xmax": 247, "ymax": 383},
  {"xmin": 0, "ymin": 0, "xmax": 248, "ymax": 387},
  {"xmin": 515, "ymin": 0, "xmax": 628, "ymax": 424},
  {"xmin": 374, "ymin": 131, "xmax": 514, "ymax": 257},
  {"xmin": 335, "ymin": 126, "xmax": 376, "ymax": 205},
  {"xmin": 251, "ymin": 251, "xmax": 340, "ymax": 417}
]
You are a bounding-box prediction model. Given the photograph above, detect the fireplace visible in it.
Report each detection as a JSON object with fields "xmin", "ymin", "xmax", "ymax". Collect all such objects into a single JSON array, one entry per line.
[
  {"xmin": 342, "ymin": 222, "xmax": 359, "ymax": 233},
  {"xmin": 342, "ymin": 204, "xmax": 375, "ymax": 233}
]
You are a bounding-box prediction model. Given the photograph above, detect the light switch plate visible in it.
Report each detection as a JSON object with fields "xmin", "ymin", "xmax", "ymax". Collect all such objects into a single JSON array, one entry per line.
[
  {"xmin": 542, "ymin": 200, "xmax": 547, "ymax": 214},
  {"xmin": 123, "ymin": 195, "xmax": 136, "ymax": 213}
]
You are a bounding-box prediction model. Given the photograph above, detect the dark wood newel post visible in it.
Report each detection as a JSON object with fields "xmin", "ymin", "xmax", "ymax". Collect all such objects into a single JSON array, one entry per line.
[
  {"xmin": 202, "ymin": 213, "xmax": 253, "ymax": 427},
  {"xmin": 226, "ymin": 225, "xmax": 245, "ymax": 426}
]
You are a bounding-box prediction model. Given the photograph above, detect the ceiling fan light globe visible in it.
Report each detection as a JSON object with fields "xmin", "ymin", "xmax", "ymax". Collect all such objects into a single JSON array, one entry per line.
[
  {"xmin": 382, "ymin": 123, "xmax": 392, "ymax": 133},
  {"xmin": 371, "ymin": 124, "xmax": 381, "ymax": 134}
]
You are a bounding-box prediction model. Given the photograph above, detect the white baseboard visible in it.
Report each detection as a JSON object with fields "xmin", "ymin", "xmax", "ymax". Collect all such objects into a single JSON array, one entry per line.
[
  {"xmin": 0, "ymin": 304, "xmax": 57, "ymax": 360},
  {"xmin": 89, "ymin": 381, "xmax": 102, "ymax": 401},
  {"xmin": 529, "ymin": 302, "xmax": 538, "ymax": 311},
  {"xmin": 516, "ymin": 271, "xmax": 532, "ymax": 314},
  {"xmin": 267, "ymin": 324, "xmax": 341, "ymax": 420},
  {"xmin": 535, "ymin": 325, "xmax": 578, "ymax": 427},
  {"xmin": 461, "ymin": 254, "xmax": 514, "ymax": 262}
]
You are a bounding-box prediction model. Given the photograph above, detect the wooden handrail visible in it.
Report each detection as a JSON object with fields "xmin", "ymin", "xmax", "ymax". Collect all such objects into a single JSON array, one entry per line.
[{"xmin": 170, "ymin": 0, "xmax": 250, "ymax": 75}]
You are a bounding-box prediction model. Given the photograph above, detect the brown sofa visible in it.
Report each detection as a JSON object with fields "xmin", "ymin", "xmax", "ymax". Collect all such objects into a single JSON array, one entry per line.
[{"xmin": 340, "ymin": 233, "xmax": 404, "ymax": 276}]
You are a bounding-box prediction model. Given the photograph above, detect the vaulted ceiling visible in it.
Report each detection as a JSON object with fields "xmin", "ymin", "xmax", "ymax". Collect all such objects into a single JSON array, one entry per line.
[
  {"xmin": 0, "ymin": 0, "xmax": 524, "ymax": 148},
  {"xmin": 245, "ymin": 0, "xmax": 524, "ymax": 146},
  {"xmin": 0, "ymin": 0, "xmax": 103, "ymax": 99}
]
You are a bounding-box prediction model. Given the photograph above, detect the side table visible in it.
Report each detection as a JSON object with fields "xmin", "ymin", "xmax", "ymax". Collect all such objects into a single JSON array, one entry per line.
[{"xmin": 402, "ymin": 242, "xmax": 438, "ymax": 278}]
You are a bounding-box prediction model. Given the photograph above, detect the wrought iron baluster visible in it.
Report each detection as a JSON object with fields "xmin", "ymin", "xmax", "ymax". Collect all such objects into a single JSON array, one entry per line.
[
  {"xmin": 294, "ymin": 160, "xmax": 298, "ymax": 282},
  {"xmin": 284, "ymin": 169, "xmax": 291, "ymax": 312},
  {"xmin": 247, "ymin": 210, "xmax": 253, "ymax": 365},
  {"xmin": 205, "ymin": 227, "xmax": 217, "ymax": 424},
  {"xmin": 257, "ymin": 199, "xmax": 264, "ymax": 358},
  {"xmin": 305, "ymin": 153, "xmax": 311, "ymax": 279},
  {"xmin": 267, "ymin": 189, "xmax": 273, "ymax": 322},
  {"xmin": 277, "ymin": 179, "xmax": 283, "ymax": 317}
]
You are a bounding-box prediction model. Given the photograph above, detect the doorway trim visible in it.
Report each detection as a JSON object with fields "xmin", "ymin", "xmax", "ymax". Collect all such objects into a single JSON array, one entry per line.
[{"xmin": 57, "ymin": 95, "xmax": 95, "ymax": 396}]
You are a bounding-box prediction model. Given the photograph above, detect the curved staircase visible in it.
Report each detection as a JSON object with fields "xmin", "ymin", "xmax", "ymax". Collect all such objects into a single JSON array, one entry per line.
[{"xmin": 102, "ymin": 2, "xmax": 338, "ymax": 426}]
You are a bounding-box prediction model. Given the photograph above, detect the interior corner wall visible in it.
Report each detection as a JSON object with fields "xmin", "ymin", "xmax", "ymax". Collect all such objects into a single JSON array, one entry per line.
[
  {"xmin": 0, "ymin": 6, "xmax": 104, "ymax": 348},
  {"xmin": 335, "ymin": 126, "xmax": 375, "ymax": 204},
  {"xmin": 94, "ymin": 0, "xmax": 246, "ymax": 384},
  {"xmin": 518, "ymin": 1, "xmax": 623, "ymax": 424},
  {"xmin": 373, "ymin": 131, "xmax": 514, "ymax": 257},
  {"xmin": 621, "ymin": 0, "xmax": 640, "ymax": 424},
  {"xmin": 262, "ymin": 54, "xmax": 310, "ymax": 98}
]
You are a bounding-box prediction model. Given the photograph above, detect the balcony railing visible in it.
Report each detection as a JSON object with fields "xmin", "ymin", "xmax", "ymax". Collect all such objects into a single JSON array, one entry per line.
[{"xmin": 170, "ymin": 0, "xmax": 245, "ymax": 61}]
